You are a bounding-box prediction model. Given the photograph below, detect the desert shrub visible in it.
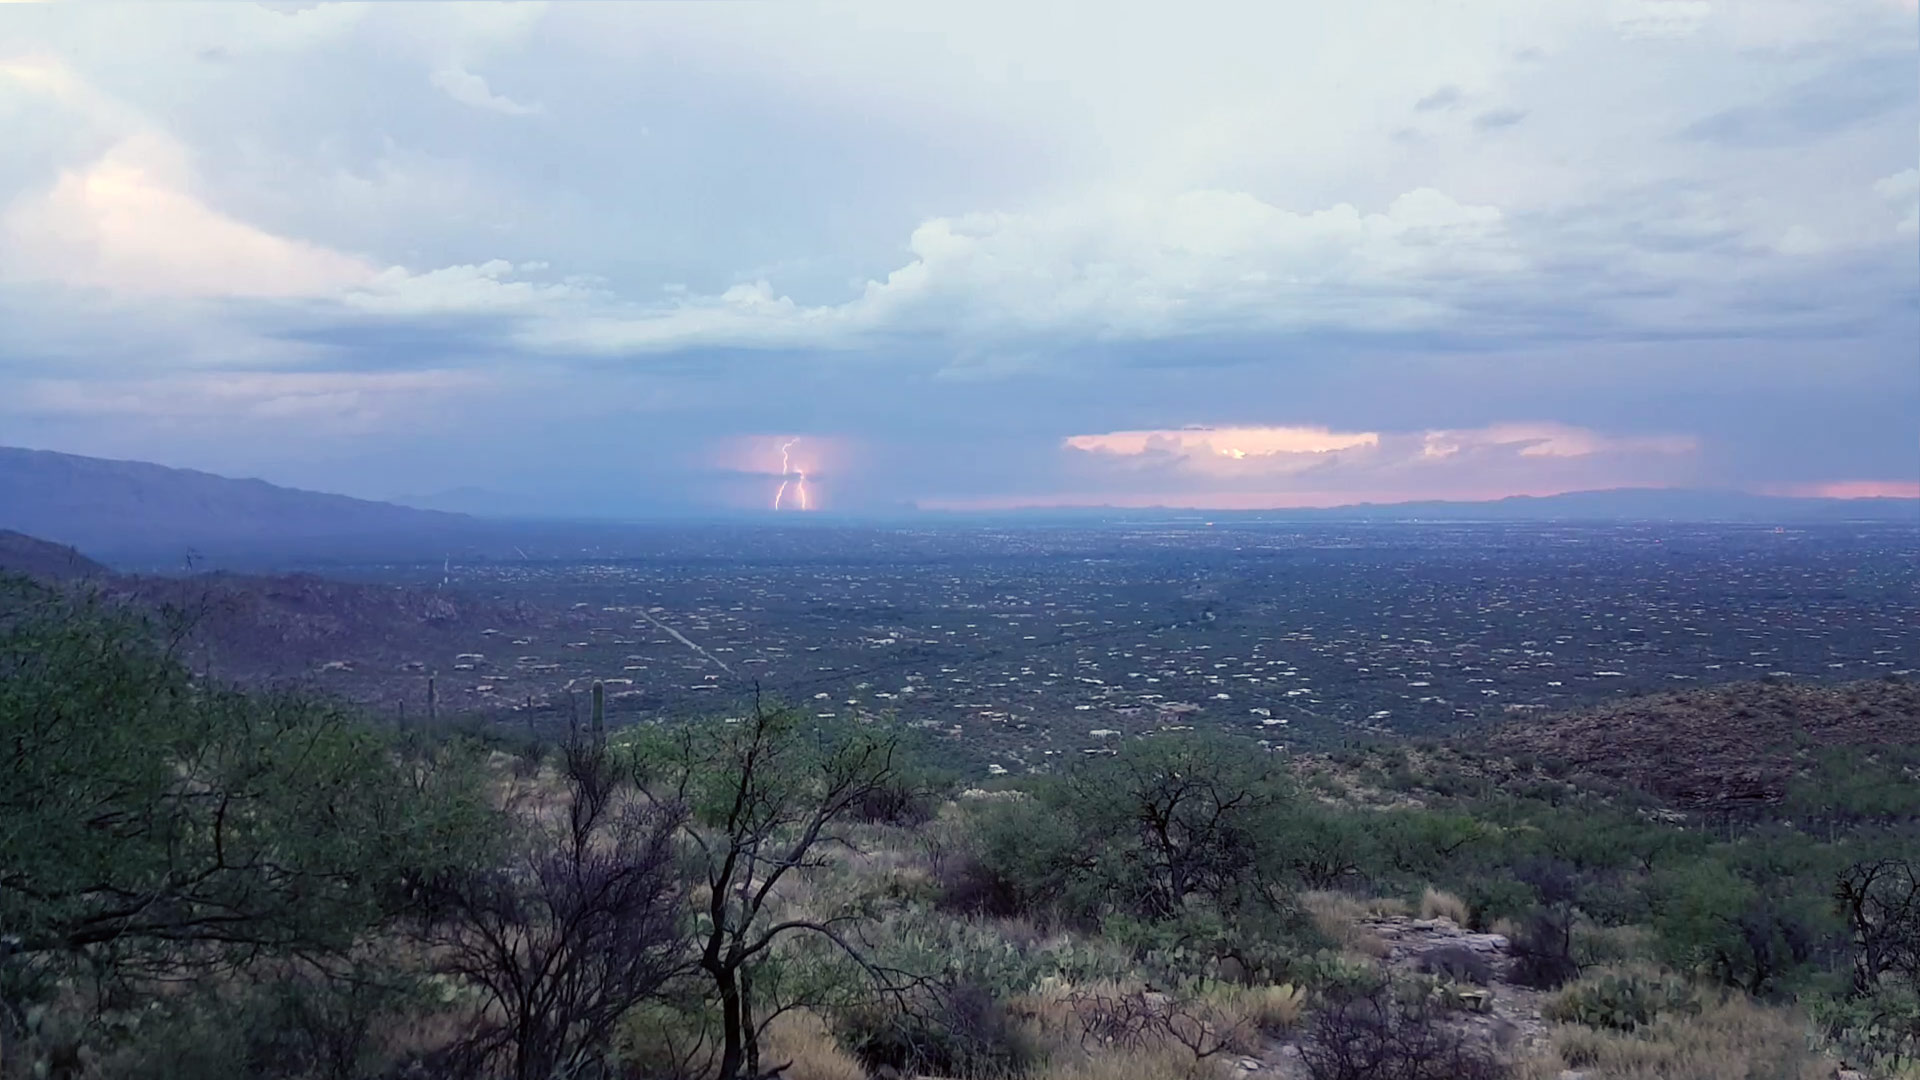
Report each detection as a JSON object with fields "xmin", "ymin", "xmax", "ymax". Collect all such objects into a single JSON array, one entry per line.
[
  {"xmin": 1811, "ymin": 984, "xmax": 1920, "ymax": 1074},
  {"xmin": 962, "ymin": 794, "xmax": 1090, "ymax": 920},
  {"xmin": 848, "ymin": 764, "xmax": 941, "ymax": 827},
  {"xmin": 1652, "ymin": 864, "xmax": 1829, "ymax": 995},
  {"xmin": 89, "ymin": 969, "xmax": 430, "ymax": 1080},
  {"xmin": 1368, "ymin": 811, "xmax": 1487, "ymax": 887},
  {"xmin": 1509, "ymin": 906, "xmax": 1581, "ymax": 990},
  {"xmin": 0, "ymin": 581, "xmax": 502, "ymax": 1074},
  {"xmin": 1461, "ymin": 875, "xmax": 1538, "ymax": 929},
  {"xmin": 615, "ymin": 994, "xmax": 720, "ymax": 1080},
  {"xmin": 1299, "ymin": 978, "xmax": 1509, "ymax": 1080},
  {"xmin": 1277, "ymin": 810, "xmax": 1374, "ymax": 890},
  {"xmin": 1055, "ymin": 733, "xmax": 1291, "ymax": 918},
  {"xmin": 1546, "ymin": 970, "xmax": 1701, "ymax": 1032},
  {"xmin": 760, "ymin": 1009, "xmax": 866, "ymax": 1080},
  {"xmin": 934, "ymin": 845, "xmax": 1028, "ymax": 918},
  {"xmin": 1420, "ymin": 887, "xmax": 1471, "ymax": 925},
  {"xmin": 840, "ymin": 981, "xmax": 1036, "ymax": 1079},
  {"xmin": 1033, "ymin": 1044, "xmax": 1228, "ymax": 1080},
  {"xmin": 1550, "ymin": 991, "xmax": 1832, "ymax": 1080},
  {"xmin": 1300, "ymin": 891, "xmax": 1391, "ymax": 961},
  {"xmin": 1572, "ymin": 922, "xmax": 1658, "ymax": 969},
  {"xmin": 421, "ymin": 730, "xmax": 686, "ymax": 1080},
  {"xmin": 1206, "ymin": 982, "xmax": 1305, "ymax": 1034}
]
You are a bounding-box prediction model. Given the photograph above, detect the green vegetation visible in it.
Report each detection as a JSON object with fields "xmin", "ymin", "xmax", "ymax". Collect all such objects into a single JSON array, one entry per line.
[{"xmin": 2, "ymin": 574, "xmax": 1915, "ymax": 1079}]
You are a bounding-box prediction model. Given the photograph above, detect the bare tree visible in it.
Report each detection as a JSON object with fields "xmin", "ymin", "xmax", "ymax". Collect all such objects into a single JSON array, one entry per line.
[
  {"xmin": 1836, "ymin": 858, "xmax": 1920, "ymax": 995},
  {"xmin": 631, "ymin": 699, "xmax": 908, "ymax": 1080},
  {"xmin": 423, "ymin": 726, "xmax": 687, "ymax": 1080}
]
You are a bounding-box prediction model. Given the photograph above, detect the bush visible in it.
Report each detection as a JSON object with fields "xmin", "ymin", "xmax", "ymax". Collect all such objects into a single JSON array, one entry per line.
[
  {"xmin": 1509, "ymin": 906, "xmax": 1581, "ymax": 990},
  {"xmin": 1546, "ymin": 970, "xmax": 1700, "ymax": 1032},
  {"xmin": 840, "ymin": 981, "xmax": 1036, "ymax": 1079},
  {"xmin": 1812, "ymin": 984, "xmax": 1920, "ymax": 1074},
  {"xmin": 934, "ymin": 846, "xmax": 1027, "ymax": 918},
  {"xmin": 849, "ymin": 772, "xmax": 939, "ymax": 827},
  {"xmin": 1461, "ymin": 876, "xmax": 1537, "ymax": 929},
  {"xmin": 1299, "ymin": 978, "xmax": 1509, "ymax": 1080}
]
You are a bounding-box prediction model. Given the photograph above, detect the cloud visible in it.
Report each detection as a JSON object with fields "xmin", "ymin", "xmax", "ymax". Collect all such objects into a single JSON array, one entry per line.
[
  {"xmin": 1417, "ymin": 422, "xmax": 1697, "ymax": 459},
  {"xmin": 1874, "ymin": 167, "xmax": 1919, "ymax": 235},
  {"xmin": 1788, "ymin": 480, "xmax": 1920, "ymax": 499},
  {"xmin": 1473, "ymin": 107, "xmax": 1528, "ymax": 130},
  {"xmin": 0, "ymin": 1, "xmax": 1911, "ymax": 511},
  {"xmin": 0, "ymin": 132, "xmax": 374, "ymax": 299},
  {"xmin": 347, "ymin": 259, "xmax": 586, "ymax": 314},
  {"xmin": 1022, "ymin": 420, "xmax": 1703, "ymax": 509},
  {"xmin": 516, "ymin": 187, "xmax": 1527, "ymax": 354},
  {"xmin": 1609, "ymin": 0, "xmax": 1712, "ymax": 40},
  {"xmin": 1681, "ymin": 54, "xmax": 1914, "ymax": 147},
  {"xmin": 430, "ymin": 65, "xmax": 540, "ymax": 115},
  {"xmin": 1065, "ymin": 426, "xmax": 1380, "ymax": 475},
  {"xmin": 10, "ymin": 370, "xmax": 484, "ymax": 426},
  {"xmin": 472, "ymin": 167, "xmax": 1910, "ymax": 360}
]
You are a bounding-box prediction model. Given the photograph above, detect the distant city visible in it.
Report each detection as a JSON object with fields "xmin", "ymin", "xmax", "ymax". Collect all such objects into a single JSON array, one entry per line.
[{"xmin": 302, "ymin": 521, "xmax": 1920, "ymax": 773}]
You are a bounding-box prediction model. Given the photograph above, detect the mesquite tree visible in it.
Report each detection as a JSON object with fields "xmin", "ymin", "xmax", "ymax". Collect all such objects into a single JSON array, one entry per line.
[
  {"xmin": 630, "ymin": 701, "xmax": 905, "ymax": 1080},
  {"xmin": 421, "ymin": 723, "xmax": 686, "ymax": 1080}
]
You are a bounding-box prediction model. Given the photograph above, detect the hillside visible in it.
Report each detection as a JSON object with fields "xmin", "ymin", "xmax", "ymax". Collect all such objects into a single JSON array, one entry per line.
[
  {"xmin": 1486, "ymin": 677, "xmax": 1919, "ymax": 809},
  {"xmin": 0, "ymin": 445, "xmax": 474, "ymax": 565},
  {"xmin": 0, "ymin": 529, "xmax": 110, "ymax": 582},
  {"xmin": 0, "ymin": 528, "xmax": 561, "ymax": 710}
]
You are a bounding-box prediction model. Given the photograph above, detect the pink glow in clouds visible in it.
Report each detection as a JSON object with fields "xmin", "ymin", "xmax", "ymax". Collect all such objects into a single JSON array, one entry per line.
[{"xmin": 1780, "ymin": 480, "xmax": 1920, "ymax": 499}]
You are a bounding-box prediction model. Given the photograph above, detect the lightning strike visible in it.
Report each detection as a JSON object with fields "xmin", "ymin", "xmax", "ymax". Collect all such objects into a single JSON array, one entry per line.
[{"xmin": 773, "ymin": 437, "xmax": 812, "ymax": 511}]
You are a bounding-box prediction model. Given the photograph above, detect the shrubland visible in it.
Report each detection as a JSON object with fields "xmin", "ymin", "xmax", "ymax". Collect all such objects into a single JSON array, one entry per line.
[{"xmin": 2, "ymin": 574, "xmax": 1914, "ymax": 1079}]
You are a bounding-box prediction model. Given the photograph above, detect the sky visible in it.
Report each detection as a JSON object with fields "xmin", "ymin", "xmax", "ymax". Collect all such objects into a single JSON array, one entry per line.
[{"xmin": 0, "ymin": 0, "xmax": 1915, "ymax": 515}]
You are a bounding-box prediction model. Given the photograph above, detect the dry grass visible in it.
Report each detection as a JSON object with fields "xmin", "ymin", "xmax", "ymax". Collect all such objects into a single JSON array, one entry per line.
[
  {"xmin": 1549, "ymin": 991, "xmax": 1836, "ymax": 1080},
  {"xmin": 1419, "ymin": 886, "xmax": 1471, "ymax": 925},
  {"xmin": 1034, "ymin": 1044, "xmax": 1229, "ymax": 1080},
  {"xmin": 761, "ymin": 1009, "xmax": 865, "ymax": 1080},
  {"xmin": 1013, "ymin": 976, "xmax": 1279, "ymax": 1064},
  {"xmin": 1202, "ymin": 982, "xmax": 1304, "ymax": 1036},
  {"xmin": 1303, "ymin": 890, "xmax": 1392, "ymax": 958}
]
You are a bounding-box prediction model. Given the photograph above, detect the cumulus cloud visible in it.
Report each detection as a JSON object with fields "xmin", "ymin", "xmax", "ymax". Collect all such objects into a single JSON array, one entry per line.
[
  {"xmin": 1033, "ymin": 420, "xmax": 1701, "ymax": 509},
  {"xmin": 348, "ymin": 259, "xmax": 586, "ymax": 314},
  {"xmin": 1874, "ymin": 167, "xmax": 1919, "ymax": 235},
  {"xmin": 430, "ymin": 65, "xmax": 540, "ymax": 115},
  {"xmin": 518, "ymin": 187, "xmax": 1527, "ymax": 354},
  {"xmin": 1066, "ymin": 426, "xmax": 1380, "ymax": 474},
  {"xmin": 1417, "ymin": 423, "xmax": 1698, "ymax": 459},
  {"xmin": 0, "ymin": 133, "xmax": 375, "ymax": 298},
  {"xmin": 485, "ymin": 168, "xmax": 1909, "ymax": 358}
]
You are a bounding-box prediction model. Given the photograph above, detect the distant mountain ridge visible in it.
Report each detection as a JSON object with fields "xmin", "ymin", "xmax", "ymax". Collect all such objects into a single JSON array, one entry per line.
[
  {"xmin": 0, "ymin": 446, "xmax": 472, "ymax": 565},
  {"xmin": 3, "ymin": 446, "xmax": 1913, "ymax": 568}
]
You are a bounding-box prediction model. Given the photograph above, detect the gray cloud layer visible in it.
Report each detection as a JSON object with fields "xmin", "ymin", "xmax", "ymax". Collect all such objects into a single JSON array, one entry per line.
[{"xmin": 0, "ymin": 0, "xmax": 1914, "ymax": 512}]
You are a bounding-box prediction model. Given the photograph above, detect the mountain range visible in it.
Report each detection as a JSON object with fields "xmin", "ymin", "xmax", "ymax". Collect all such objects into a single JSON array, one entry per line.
[
  {"xmin": 1, "ymin": 444, "xmax": 1913, "ymax": 568},
  {"xmin": 0, "ymin": 446, "xmax": 472, "ymax": 566}
]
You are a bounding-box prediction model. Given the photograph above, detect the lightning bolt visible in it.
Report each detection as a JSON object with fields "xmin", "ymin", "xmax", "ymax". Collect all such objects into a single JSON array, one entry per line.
[{"xmin": 773, "ymin": 437, "xmax": 811, "ymax": 511}]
